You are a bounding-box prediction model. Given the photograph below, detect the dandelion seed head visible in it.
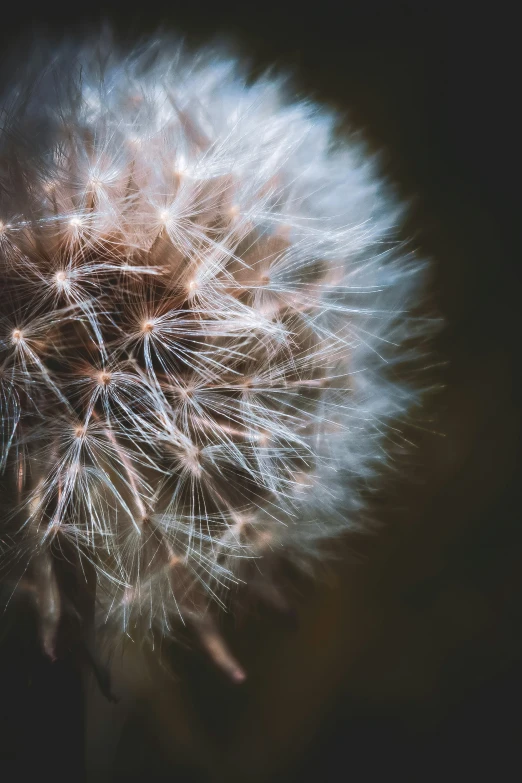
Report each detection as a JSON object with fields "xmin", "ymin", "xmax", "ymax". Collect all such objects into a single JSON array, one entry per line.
[{"xmin": 0, "ymin": 30, "xmax": 437, "ymax": 671}]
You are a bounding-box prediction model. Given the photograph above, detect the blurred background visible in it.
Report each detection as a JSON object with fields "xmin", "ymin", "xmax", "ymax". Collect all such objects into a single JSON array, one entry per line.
[{"xmin": 1, "ymin": 2, "xmax": 520, "ymax": 781}]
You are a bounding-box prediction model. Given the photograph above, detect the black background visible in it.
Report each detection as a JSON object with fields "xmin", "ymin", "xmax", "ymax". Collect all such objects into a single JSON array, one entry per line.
[{"xmin": 1, "ymin": 2, "xmax": 520, "ymax": 781}]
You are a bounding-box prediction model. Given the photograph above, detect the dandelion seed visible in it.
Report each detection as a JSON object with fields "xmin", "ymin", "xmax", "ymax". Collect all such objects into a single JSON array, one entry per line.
[
  {"xmin": 96, "ymin": 371, "xmax": 112, "ymax": 387},
  {"xmin": 159, "ymin": 210, "xmax": 170, "ymax": 224}
]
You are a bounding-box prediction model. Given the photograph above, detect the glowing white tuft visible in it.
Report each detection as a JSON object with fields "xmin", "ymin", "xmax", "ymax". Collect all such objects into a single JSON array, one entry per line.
[{"xmin": 0, "ymin": 34, "xmax": 434, "ymax": 670}]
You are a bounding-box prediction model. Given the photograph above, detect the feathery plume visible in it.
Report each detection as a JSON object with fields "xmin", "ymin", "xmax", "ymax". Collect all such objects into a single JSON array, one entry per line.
[{"xmin": 0, "ymin": 32, "xmax": 434, "ymax": 679}]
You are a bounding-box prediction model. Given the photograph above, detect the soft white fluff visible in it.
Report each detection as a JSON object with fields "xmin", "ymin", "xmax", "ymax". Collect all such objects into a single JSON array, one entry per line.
[{"xmin": 0, "ymin": 34, "xmax": 431, "ymax": 644}]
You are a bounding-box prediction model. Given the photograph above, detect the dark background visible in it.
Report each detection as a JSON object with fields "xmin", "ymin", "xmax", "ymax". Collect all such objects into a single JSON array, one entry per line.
[{"xmin": 1, "ymin": 2, "xmax": 520, "ymax": 781}]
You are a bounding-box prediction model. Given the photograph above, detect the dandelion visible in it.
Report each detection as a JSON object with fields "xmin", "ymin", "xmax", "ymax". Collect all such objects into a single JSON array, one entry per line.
[{"xmin": 0, "ymin": 31, "xmax": 435, "ymax": 680}]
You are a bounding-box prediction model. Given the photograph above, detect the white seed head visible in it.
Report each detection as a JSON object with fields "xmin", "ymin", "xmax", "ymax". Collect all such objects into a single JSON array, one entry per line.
[{"xmin": 0, "ymin": 32, "xmax": 436, "ymax": 667}]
